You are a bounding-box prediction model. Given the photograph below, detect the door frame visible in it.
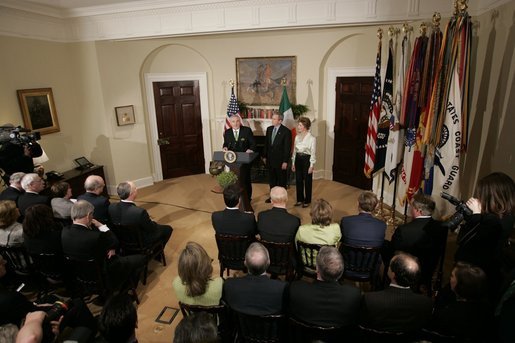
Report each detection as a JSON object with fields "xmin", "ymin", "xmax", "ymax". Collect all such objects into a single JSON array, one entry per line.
[
  {"xmin": 325, "ymin": 67, "xmax": 374, "ymax": 180},
  {"xmin": 144, "ymin": 72, "xmax": 212, "ymax": 182}
]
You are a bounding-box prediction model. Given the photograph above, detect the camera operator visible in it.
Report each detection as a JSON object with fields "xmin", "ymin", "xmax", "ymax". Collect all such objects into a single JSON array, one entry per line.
[
  {"xmin": 0, "ymin": 125, "xmax": 42, "ymax": 182},
  {"xmin": 0, "ymin": 255, "xmax": 96, "ymax": 343},
  {"xmin": 454, "ymin": 172, "xmax": 515, "ymax": 297}
]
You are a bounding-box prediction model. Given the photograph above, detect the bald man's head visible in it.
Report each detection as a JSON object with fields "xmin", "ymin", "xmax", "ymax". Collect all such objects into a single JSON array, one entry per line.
[
  {"xmin": 270, "ymin": 186, "xmax": 287, "ymax": 207},
  {"xmin": 244, "ymin": 242, "xmax": 270, "ymax": 275},
  {"xmin": 389, "ymin": 253, "xmax": 420, "ymax": 288},
  {"xmin": 84, "ymin": 175, "xmax": 105, "ymax": 194}
]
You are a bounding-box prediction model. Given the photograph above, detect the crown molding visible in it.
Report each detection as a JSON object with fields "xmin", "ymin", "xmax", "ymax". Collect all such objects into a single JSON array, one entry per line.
[{"xmin": 0, "ymin": 0, "xmax": 511, "ymax": 42}]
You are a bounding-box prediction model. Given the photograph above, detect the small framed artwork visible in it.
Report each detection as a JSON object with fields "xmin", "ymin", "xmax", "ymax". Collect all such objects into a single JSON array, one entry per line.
[
  {"xmin": 17, "ymin": 88, "xmax": 60, "ymax": 135},
  {"xmin": 115, "ymin": 105, "xmax": 136, "ymax": 126},
  {"xmin": 236, "ymin": 56, "xmax": 296, "ymax": 106}
]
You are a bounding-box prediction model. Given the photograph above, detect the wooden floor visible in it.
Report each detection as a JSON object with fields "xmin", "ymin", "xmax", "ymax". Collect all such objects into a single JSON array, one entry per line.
[{"xmin": 119, "ymin": 174, "xmax": 456, "ymax": 342}]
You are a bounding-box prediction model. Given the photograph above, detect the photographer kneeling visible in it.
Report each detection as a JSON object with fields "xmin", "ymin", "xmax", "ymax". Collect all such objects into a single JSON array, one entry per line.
[{"xmin": 454, "ymin": 172, "xmax": 515, "ymax": 297}]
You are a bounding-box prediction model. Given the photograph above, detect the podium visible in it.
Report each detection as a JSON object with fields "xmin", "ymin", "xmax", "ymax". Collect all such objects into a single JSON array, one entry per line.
[{"xmin": 213, "ymin": 151, "xmax": 258, "ymax": 212}]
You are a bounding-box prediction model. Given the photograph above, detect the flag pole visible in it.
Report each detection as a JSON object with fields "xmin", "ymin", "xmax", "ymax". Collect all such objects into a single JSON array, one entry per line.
[{"xmin": 387, "ymin": 164, "xmax": 404, "ymax": 225}]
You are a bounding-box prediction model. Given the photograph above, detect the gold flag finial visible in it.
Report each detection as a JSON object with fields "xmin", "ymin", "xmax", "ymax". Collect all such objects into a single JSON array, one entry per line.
[
  {"xmin": 377, "ymin": 28, "xmax": 383, "ymax": 39},
  {"xmin": 419, "ymin": 22, "xmax": 427, "ymax": 36},
  {"xmin": 432, "ymin": 12, "xmax": 441, "ymax": 29},
  {"xmin": 281, "ymin": 78, "xmax": 287, "ymax": 86},
  {"xmin": 388, "ymin": 26, "xmax": 395, "ymax": 38},
  {"xmin": 229, "ymin": 79, "xmax": 235, "ymax": 88},
  {"xmin": 457, "ymin": 0, "xmax": 468, "ymax": 13},
  {"xmin": 402, "ymin": 23, "xmax": 413, "ymax": 35}
]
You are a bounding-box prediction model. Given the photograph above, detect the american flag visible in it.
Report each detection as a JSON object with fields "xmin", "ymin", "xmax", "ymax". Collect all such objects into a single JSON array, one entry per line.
[
  {"xmin": 225, "ymin": 86, "xmax": 242, "ymax": 132},
  {"xmin": 364, "ymin": 41, "xmax": 382, "ymax": 178}
]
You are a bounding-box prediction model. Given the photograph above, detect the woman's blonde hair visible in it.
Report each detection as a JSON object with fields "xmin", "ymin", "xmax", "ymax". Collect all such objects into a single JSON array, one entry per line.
[
  {"xmin": 310, "ymin": 198, "xmax": 333, "ymax": 227},
  {"xmin": 178, "ymin": 242, "xmax": 213, "ymax": 297},
  {"xmin": 0, "ymin": 200, "xmax": 19, "ymax": 229}
]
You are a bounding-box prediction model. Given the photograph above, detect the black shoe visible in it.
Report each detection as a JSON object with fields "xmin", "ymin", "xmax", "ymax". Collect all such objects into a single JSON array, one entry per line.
[
  {"xmin": 265, "ymin": 198, "xmax": 271, "ymax": 203},
  {"xmin": 302, "ymin": 202, "xmax": 311, "ymax": 208},
  {"xmin": 294, "ymin": 202, "xmax": 303, "ymax": 207}
]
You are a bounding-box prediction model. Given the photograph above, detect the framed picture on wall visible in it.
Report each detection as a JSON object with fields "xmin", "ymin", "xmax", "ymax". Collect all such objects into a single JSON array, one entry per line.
[
  {"xmin": 17, "ymin": 88, "xmax": 60, "ymax": 135},
  {"xmin": 236, "ymin": 56, "xmax": 296, "ymax": 106},
  {"xmin": 115, "ymin": 105, "xmax": 135, "ymax": 126}
]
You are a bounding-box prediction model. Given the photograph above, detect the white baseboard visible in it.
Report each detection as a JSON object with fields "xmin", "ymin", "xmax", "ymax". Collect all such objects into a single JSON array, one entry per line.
[{"xmin": 106, "ymin": 176, "xmax": 154, "ymax": 196}]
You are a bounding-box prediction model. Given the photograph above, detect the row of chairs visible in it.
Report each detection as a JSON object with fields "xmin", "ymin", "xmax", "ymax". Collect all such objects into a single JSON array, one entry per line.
[
  {"xmin": 215, "ymin": 233, "xmax": 382, "ymax": 287},
  {"xmin": 179, "ymin": 301, "xmax": 456, "ymax": 343},
  {"xmin": 0, "ymin": 244, "xmax": 140, "ymax": 303}
]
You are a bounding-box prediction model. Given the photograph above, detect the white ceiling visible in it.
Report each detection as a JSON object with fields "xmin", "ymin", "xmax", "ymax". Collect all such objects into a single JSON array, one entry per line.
[{"xmin": 0, "ymin": 0, "xmax": 508, "ymax": 42}]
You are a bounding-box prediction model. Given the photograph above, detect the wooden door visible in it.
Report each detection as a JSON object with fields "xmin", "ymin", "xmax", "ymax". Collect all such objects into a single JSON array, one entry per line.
[
  {"xmin": 153, "ymin": 80, "xmax": 205, "ymax": 179},
  {"xmin": 333, "ymin": 77, "xmax": 373, "ymax": 190}
]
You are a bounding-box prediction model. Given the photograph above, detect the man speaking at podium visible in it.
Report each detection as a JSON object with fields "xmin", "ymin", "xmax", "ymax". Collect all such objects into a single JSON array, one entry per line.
[{"xmin": 223, "ymin": 116, "xmax": 256, "ymax": 202}]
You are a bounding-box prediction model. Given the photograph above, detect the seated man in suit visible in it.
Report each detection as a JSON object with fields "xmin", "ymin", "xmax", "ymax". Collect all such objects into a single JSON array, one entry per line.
[
  {"xmin": 360, "ymin": 252, "xmax": 432, "ymax": 333},
  {"xmin": 77, "ymin": 175, "xmax": 110, "ymax": 223},
  {"xmin": 212, "ymin": 184, "xmax": 256, "ymax": 237},
  {"xmin": 109, "ymin": 181, "xmax": 172, "ymax": 248},
  {"xmin": 257, "ymin": 186, "xmax": 300, "ymax": 243},
  {"xmin": 390, "ymin": 192, "xmax": 446, "ymax": 290},
  {"xmin": 17, "ymin": 173, "xmax": 49, "ymax": 216},
  {"xmin": 62, "ymin": 200, "xmax": 145, "ymax": 292},
  {"xmin": 340, "ymin": 191, "xmax": 386, "ymax": 247},
  {"xmin": 223, "ymin": 242, "xmax": 286, "ymax": 315},
  {"xmin": 289, "ymin": 246, "xmax": 361, "ymax": 328},
  {"xmin": 0, "ymin": 172, "xmax": 25, "ymax": 202}
]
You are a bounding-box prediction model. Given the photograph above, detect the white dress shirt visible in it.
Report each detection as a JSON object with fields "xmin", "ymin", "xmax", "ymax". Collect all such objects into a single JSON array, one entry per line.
[{"xmin": 292, "ymin": 132, "xmax": 316, "ymax": 167}]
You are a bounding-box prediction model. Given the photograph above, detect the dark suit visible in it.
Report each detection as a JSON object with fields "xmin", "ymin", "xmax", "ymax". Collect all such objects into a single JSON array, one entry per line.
[
  {"xmin": 108, "ymin": 201, "xmax": 172, "ymax": 247},
  {"xmin": 223, "ymin": 274, "xmax": 286, "ymax": 315},
  {"xmin": 257, "ymin": 207, "xmax": 299, "ymax": 243},
  {"xmin": 77, "ymin": 192, "xmax": 110, "ymax": 223},
  {"xmin": 360, "ymin": 286, "xmax": 432, "ymax": 332},
  {"xmin": 264, "ymin": 124, "xmax": 291, "ymax": 188},
  {"xmin": 61, "ymin": 223, "xmax": 145, "ymax": 292},
  {"xmin": 212, "ymin": 208, "xmax": 256, "ymax": 236},
  {"xmin": 17, "ymin": 191, "xmax": 50, "ymax": 216},
  {"xmin": 391, "ymin": 217, "xmax": 446, "ymax": 287},
  {"xmin": 340, "ymin": 212, "xmax": 386, "ymax": 247},
  {"xmin": 0, "ymin": 186, "xmax": 23, "ymax": 203},
  {"xmin": 223, "ymin": 126, "xmax": 256, "ymax": 200},
  {"xmin": 289, "ymin": 280, "xmax": 361, "ymax": 327}
]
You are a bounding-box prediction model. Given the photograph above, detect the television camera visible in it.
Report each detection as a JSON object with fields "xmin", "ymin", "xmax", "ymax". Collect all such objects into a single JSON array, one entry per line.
[
  {"xmin": 440, "ymin": 192, "xmax": 473, "ymax": 230},
  {"xmin": 0, "ymin": 125, "xmax": 42, "ymax": 179}
]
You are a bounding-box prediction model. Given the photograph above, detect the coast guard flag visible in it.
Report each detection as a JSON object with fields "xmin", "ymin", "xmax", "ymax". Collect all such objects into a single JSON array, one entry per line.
[
  {"xmin": 433, "ymin": 68, "xmax": 462, "ymax": 218},
  {"xmin": 225, "ymin": 86, "xmax": 242, "ymax": 132},
  {"xmin": 384, "ymin": 35, "xmax": 407, "ymax": 183},
  {"xmin": 364, "ymin": 41, "xmax": 382, "ymax": 178}
]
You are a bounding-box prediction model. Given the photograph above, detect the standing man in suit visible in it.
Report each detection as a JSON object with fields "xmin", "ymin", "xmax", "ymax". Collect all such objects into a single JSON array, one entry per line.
[
  {"xmin": 263, "ymin": 113, "xmax": 291, "ymax": 203},
  {"xmin": 289, "ymin": 246, "xmax": 361, "ymax": 327},
  {"xmin": 360, "ymin": 253, "xmax": 432, "ymax": 333},
  {"xmin": 390, "ymin": 192, "xmax": 446, "ymax": 291},
  {"xmin": 212, "ymin": 184, "xmax": 256, "ymax": 237},
  {"xmin": 340, "ymin": 191, "xmax": 386, "ymax": 247},
  {"xmin": 62, "ymin": 200, "xmax": 145, "ymax": 292},
  {"xmin": 109, "ymin": 181, "xmax": 172, "ymax": 248},
  {"xmin": 0, "ymin": 172, "xmax": 25, "ymax": 202},
  {"xmin": 77, "ymin": 175, "xmax": 110, "ymax": 223},
  {"xmin": 17, "ymin": 173, "xmax": 49, "ymax": 216},
  {"xmin": 223, "ymin": 242, "xmax": 286, "ymax": 315},
  {"xmin": 257, "ymin": 186, "xmax": 299, "ymax": 243},
  {"xmin": 223, "ymin": 116, "xmax": 256, "ymax": 202}
]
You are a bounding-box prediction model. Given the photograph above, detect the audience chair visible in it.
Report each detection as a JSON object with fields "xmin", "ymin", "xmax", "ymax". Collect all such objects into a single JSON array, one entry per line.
[
  {"xmin": 111, "ymin": 223, "xmax": 166, "ymax": 285},
  {"xmin": 29, "ymin": 252, "xmax": 66, "ymax": 299},
  {"xmin": 0, "ymin": 245, "xmax": 36, "ymax": 288},
  {"xmin": 215, "ymin": 234, "xmax": 253, "ymax": 278},
  {"xmin": 233, "ymin": 311, "xmax": 285, "ymax": 343},
  {"xmin": 288, "ymin": 317, "xmax": 346, "ymax": 343},
  {"xmin": 339, "ymin": 243, "xmax": 382, "ymax": 290},
  {"xmin": 179, "ymin": 301, "xmax": 232, "ymax": 342},
  {"xmin": 64, "ymin": 255, "xmax": 109, "ymax": 302},
  {"xmin": 259, "ymin": 239, "xmax": 295, "ymax": 281},
  {"xmin": 358, "ymin": 325, "xmax": 419, "ymax": 343},
  {"xmin": 295, "ymin": 241, "xmax": 326, "ymax": 279}
]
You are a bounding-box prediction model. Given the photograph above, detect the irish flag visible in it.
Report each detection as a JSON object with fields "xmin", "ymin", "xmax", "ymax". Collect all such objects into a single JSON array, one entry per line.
[{"xmin": 279, "ymin": 86, "xmax": 296, "ymax": 142}]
